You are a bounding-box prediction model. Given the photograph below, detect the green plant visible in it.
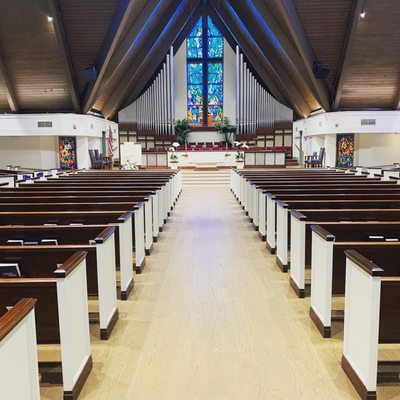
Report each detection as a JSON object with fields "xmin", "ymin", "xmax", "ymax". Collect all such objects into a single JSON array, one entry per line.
[
  {"xmin": 217, "ymin": 117, "xmax": 236, "ymax": 146},
  {"xmin": 235, "ymin": 150, "xmax": 245, "ymax": 161},
  {"xmin": 175, "ymin": 119, "xmax": 191, "ymax": 146},
  {"xmin": 169, "ymin": 153, "xmax": 178, "ymax": 161}
]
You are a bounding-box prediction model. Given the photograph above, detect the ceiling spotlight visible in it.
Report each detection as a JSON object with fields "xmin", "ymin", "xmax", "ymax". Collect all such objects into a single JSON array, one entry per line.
[
  {"xmin": 359, "ymin": 11, "xmax": 366, "ymax": 18},
  {"xmin": 47, "ymin": 16, "xmax": 53, "ymax": 22}
]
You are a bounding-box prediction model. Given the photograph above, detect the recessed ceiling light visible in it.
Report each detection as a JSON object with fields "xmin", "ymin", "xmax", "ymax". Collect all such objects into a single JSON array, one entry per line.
[
  {"xmin": 47, "ymin": 16, "xmax": 53, "ymax": 22},
  {"xmin": 360, "ymin": 11, "xmax": 366, "ymax": 18}
]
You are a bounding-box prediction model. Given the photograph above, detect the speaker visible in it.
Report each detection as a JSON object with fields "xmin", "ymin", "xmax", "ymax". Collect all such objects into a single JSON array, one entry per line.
[
  {"xmin": 313, "ymin": 62, "xmax": 330, "ymax": 80},
  {"xmin": 82, "ymin": 65, "xmax": 98, "ymax": 81}
]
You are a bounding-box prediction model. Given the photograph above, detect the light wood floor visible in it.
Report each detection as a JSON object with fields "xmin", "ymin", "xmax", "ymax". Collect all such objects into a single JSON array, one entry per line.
[{"xmin": 41, "ymin": 186, "xmax": 400, "ymax": 399}]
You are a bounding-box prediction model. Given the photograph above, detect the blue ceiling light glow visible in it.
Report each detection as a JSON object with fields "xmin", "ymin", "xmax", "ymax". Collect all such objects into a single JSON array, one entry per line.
[{"xmin": 245, "ymin": 0, "xmax": 284, "ymax": 52}]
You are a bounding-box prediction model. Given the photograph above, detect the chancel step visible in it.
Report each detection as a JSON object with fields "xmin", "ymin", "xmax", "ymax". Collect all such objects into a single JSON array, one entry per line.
[{"xmin": 181, "ymin": 170, "xmax": 231, "ymax": 186}]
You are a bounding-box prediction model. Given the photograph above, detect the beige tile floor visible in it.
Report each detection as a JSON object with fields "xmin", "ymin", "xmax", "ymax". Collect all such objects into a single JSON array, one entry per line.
[{"xmin": 41, "ymin": 186, "xmax": 400, "ymax": 399}]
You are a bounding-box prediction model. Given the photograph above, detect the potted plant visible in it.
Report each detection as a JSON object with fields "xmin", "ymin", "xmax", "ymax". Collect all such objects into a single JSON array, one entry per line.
[
  {"xmin": 235, "ymin": 150, "xmax": 245, "ymax": 162},
  {"xmin": 217, "ymin": 117, "xmax": 236, "ymax": 147},
  {"xmin": 175, "ymin": 119, "xmax": 191, "ymax": 146},
  {"xmin": 169, "ymin": 152, "xmax": 179, "ymax": 163}
]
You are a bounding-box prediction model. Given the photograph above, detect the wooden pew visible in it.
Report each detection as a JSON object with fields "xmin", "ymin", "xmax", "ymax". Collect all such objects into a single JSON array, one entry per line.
[
  {"xmin": 0, "ymin": 226, "xmax": 118, "ymax": 340},
  {"xmin": 309, "ymin": 225, "xmax": 400, "ymax": 338},
  {"xmin": 0, "ymin": 252, "xmax": 92, "ymax": 400},
  {"xmin": 290, "ymin": 210, "xmax": 400, "ymax": 297},
  {"xmin": 0, "ymin": 224, "xmax": 134, "ymax": 300},
  {"xmin": 0, "ymin": 298, "xmax": 40, "ymax": 400},
  {"xmin": 275, "ymin": 199, "xmax": 400, "ymax": 272},
  {"xmin": 342, "ymin": 249, "xmax": 400, "ymax": 400},
  {"xmin": 0, "ymin": 202, "xmax": 146, "ymax": 273}
]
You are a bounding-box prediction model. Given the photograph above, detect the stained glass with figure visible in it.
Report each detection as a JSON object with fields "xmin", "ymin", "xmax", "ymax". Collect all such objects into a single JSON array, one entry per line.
[{"xmin": 187, "ymin": 16, "xmax": 223, "ymax": 126}]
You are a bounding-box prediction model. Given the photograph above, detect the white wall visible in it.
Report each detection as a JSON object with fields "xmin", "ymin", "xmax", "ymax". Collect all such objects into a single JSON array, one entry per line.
[
  {"xmin": 0, "ymin": 136, "xmax": 58, "ymax": 169},
  {"xmin": 355, "ymin": 133, "xmax": 400, "ymax": 166}
]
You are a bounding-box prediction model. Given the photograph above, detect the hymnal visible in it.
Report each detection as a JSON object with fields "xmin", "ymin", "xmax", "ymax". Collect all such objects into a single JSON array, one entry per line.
[
  {"xmin": 385, "ymin": 238, "xmax": 399, "ymax": 242},
  {"xmin": 6, "ymin": 239, "xmax": 24, "ymax": 245},
  {"xmin": 41, "ymin": 239, "xmax": 59, "ymax": 245},
  {"xmin": 24, "ymin": 241, "xmax": 39, "ymax": 246},
  {"xmin": 0, "ymin": 263, "xmax": 21, "ymax": 278}
]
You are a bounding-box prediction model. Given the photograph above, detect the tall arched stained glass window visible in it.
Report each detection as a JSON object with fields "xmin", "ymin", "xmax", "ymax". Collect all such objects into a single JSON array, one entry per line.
[{"xmin": 187, "ymin": 16, "xmax": 223, "ymax": 126}]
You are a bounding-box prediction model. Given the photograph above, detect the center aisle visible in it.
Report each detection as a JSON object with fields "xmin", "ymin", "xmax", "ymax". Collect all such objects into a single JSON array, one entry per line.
[{"xmin": 75, "ymin": 186, "xmax": 358, "ymax": 399}]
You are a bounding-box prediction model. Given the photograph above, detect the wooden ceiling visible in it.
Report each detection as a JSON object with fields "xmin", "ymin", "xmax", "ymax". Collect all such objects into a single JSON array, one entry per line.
[{"xmin": 0, "ymin": 0, "xmax": 398, "ymax": 119}]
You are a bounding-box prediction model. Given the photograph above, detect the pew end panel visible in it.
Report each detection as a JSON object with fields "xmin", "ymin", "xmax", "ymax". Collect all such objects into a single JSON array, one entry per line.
[
  {"xmin": 289, "ymin": 211, "xmax": 307, "ymax": 298},
  {"xmin": 310, "ymin": 227, "xmax": 335, "ymax": 338},
  {"xmin": 55, "ymin": 251, "xmax": 93, "ymax": 400},
  {"xmin": 117, "ymin": 213, "xmax": 134, "ymax": 301},
  {"xmin": 266, "ymin": 194, "xmax": 276, "ymax": 254},
  {"xmin": 152, "ymin": 190, "xmax": 160, "ymax": 241},
  {"xmin": 276, "ymin": 201, "xmax": 289, "ymax": 272},
  {"xmin": 134, "ymin": 202, "xmax": 146, "ymax": 273},
  {"xmin": 0, "ymin": 298, "xmax": 40, "ymax": 400},
  {"xmin": 342, "ymin": 250, "xmax": 383, "ymax": 400},
  {"xmin": 94, "ymin": 228, "xmax": 119, "ymax": 340},
  {"xmin": 258, "ymin": 190, "xmax": 267, "ymax": 241},
  {"xmin": 144, "ymin": 197, "xmax": 154, "ymax": 255}
]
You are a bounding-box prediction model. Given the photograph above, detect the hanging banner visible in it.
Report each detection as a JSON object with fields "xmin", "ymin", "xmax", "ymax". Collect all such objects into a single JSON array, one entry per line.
[{"xmin": 58, "ymin": 136, "xmax": 78, "ymax": 169}]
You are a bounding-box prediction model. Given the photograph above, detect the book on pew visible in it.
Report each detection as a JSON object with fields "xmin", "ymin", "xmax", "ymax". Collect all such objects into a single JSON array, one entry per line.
[
  {"xmin": 385, "ymin": 238, "xmax": 399, "ymax": 242},
  {"xmin": 41, "ymin": 239, "xmax": 58, "ymax": 245},
  {"xmin": 44, "ymin": 223, "xmax": 57, "ymax": 226},
  {"xmin": 6, "ymin": 239, "xmax": 24, "ymax": 245},
  {"xmin": 24, "ymin": 241, "xmax": 39, "ymax": 246},
  {"xmin": 70, "ymin": 223, "xmax": 83, "ymax": 226},
  {"xmin": 368, "ymin": 235, "xmax": 384, "ymax": 241},
  {"xmin": 0, "ymin": 263, "xmax": 21, "ymax": 278}
]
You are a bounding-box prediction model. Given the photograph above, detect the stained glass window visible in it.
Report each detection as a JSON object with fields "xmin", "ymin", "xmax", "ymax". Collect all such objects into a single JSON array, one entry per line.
[{"xmin": 187, "ymin": 16, "xmax": 223, "ymax": 126}]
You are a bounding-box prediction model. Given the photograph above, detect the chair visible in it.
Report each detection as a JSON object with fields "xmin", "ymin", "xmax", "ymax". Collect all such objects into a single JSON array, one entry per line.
[
  {"xmin": 304, "ymin": 147, "xmax": 325, "ymax": 168},
  {"xmin": 94, "ymin": 149, "xmax": 112, "ymax": 170},
  {"xmin": 89, "ymin": 149, "xmax": 103, "ymax": 169}
]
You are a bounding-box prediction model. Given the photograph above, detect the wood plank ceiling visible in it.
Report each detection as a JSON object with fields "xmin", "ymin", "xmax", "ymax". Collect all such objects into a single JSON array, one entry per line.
[{"xmin": 0, "ymin": 0, "xmax": 397, "ymax": 119}]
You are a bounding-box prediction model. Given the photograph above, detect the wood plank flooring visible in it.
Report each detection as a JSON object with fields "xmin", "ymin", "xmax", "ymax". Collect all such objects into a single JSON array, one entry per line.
[{"xmin": 41, "ymin": 186, "xmax": 400, "ymax": 399}]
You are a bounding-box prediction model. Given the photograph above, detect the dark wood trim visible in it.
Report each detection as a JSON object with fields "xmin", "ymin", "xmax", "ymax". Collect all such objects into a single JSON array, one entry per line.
[
  {"xmin": 0, "ymin": 298, "xmax": 36, "ymax": 342},
  {"xmin": 276, "ymin": 200, "xmax": 288, "ymax": 208},
  {"xmin": 290, "ymin": 276, "xmax": 305, "ymax": 298},
  {"xmin": 153, "ymin": 233, "xmax": 159, "ymax": 242},
  {"xmin": 83, "ymin": 0, "xmax": 143, "ymax": 113},
  {"xmin": 118, "ymin": 211, "xmax": 133, "ymax": 222},
  {"xmin": 309, "ymin": 306, "xmax": 331, "ymax": 338},
  {"xmin": 310, "ymin": 224, "xmax": 336, "ymax": 241},
  {"xmin": 344, "ymin": 250, "xmax": 384, "ymax": 276},
  {"xmin": 332, "ymin": 0, "xmax": 366, "ymax": 110},
  {"xmin": 94, "ymin": 226, "xmax": 116, "ymax": 244},
  {"xmin": 266, "ymin": 241, "xmax": 276, "ymax": 254},
  {"xmin": 135, "ymin": 258, "xmax": 146, "ymax": 274},
  {"xmin": 273, "ymin": 0, "xmax": 331, "ymax": 111},
  {"xmin": 119, "ymin": 123, "xmax": 138, "ymax": 131},
  {"xmin": 100, "ymin": 308, "xmax": 119, "ymax": 340},
  {"xmin": 54, "ymin": 251, "xmax": 88, "ymax": 278},
  {"xmin": 258, "ymin": 232, "xmax": 266, "ymax": 241},
  {"xmin": 47, "ymin": 0, "xmax": 81, "ymax": 113},
  {"xmin": 290, "ymin": 209, "xmax": 307, "ymax": 221},
  {"xmin": 120, "ymin": 277, "xmax": 134, "ymax": 301},
  {"xmin": 341, "ymin": 354, "xmax": 377, "ymax": 400},
  {"xmin": 0, "ymin": 54, "xmax": 18, "ymax": 112},
  {"xmin": 276, "ymin": 257, "xmax": 288, "ymax": 273},
  {"xmin": 145, "ymin": 242, "xmax": 154, "ymax": 256},
  {"xmin": 63, "ymin": 355, "xmax": 93, "ymax": 400}
]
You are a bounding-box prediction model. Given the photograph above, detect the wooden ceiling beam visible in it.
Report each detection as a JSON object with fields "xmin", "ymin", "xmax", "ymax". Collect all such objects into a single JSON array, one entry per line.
[
  {"xmin": 214, "ymin": 0, "xmax": 310, "ymax": 117},
  {"xmin": 102, "ymin": 0, "xmax": 199, "ymax": 118},
  {"xmin": 209, "ymin": 2, "xmax": 286, "ymax": 105},
  {"xmin": 332, "ymin": 0, "xmax": 366, "ymax": 111},
  {"xmin": 82, "ymin": 0, "xmax": 149, "ymax": 113},
  {"xmin": 47, "ymin": 0, "xmax": 81, "ymax": 113},
  {"xmin": 0, "ymin": 55, "xmax": 18, "ymax": 112},
  {"xmin": 271, "ymin": 0, "xmax": 331, "ymax": 111}
]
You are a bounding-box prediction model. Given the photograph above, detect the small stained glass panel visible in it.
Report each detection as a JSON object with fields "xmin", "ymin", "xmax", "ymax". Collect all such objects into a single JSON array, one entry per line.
[
  {"xmin": 189, "ymin": 17, "xmax": 202, "ymax": 37},
  {"xmin": 208, "ymin": 84, "xmax": 223, "ymax": 105},
  {"xmin": 187, "ymin": 37, "xmax": 203, "ymax": 58},
  {"xmin": 187, "ymin": 63, "xmax": 203, "ymax": 85},
  {"xmin": 208, "ymin": 37, "xmax": 223, "ymax": 58},
  {"xmin": 207, "ymin": 16, "xmax": 222, "ymax": 37},
  {"xmin": 188, "ymin": 85, "xmax": 203, "ymax": 106},
  {"xmin": 188, "ymin": 106, "xmax": 203, "ymax": 126},
  {"xmin": 208, "ymin": 105, "xmax": 223, "ymax": 126},
  {"xmin": 208, "ymin": 63, "xmax": 223, "ymax": 84}
]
